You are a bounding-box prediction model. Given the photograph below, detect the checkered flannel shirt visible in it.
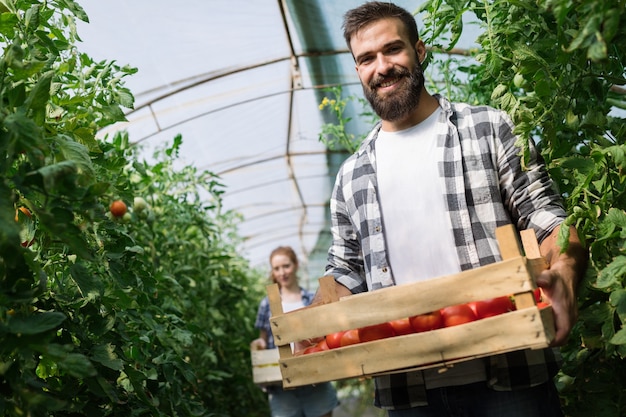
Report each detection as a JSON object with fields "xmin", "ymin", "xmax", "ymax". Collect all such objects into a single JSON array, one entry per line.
[{"xmin": 325, "ymin": 94, "xmax": 565, "ymax": 410}]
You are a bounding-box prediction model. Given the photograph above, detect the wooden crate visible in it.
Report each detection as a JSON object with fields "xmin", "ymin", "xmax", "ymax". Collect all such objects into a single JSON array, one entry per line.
[
  {"xmin": 267, "ymin": 225, "xmax": 555, "ymax": 388},
  {"xmin": 251, "ymin": 348, "xmax": 282, "ymax": 386}
]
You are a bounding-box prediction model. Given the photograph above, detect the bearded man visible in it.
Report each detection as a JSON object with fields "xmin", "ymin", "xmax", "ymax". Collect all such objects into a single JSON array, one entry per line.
[{"xmin": 313, "ymin": 2, "xmax": 588, "ymax": 417}]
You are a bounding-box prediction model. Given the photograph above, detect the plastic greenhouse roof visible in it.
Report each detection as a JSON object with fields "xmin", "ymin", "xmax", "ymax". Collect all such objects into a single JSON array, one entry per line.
[{"xmin": 75, "ymin": 0, "xmax": 479, "ymax": 288}]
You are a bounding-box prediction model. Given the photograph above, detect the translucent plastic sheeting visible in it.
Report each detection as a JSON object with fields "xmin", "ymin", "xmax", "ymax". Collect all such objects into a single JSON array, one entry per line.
[{"xmin": 75, "ymin": 0, "xmax": 476, "ymax": 288}]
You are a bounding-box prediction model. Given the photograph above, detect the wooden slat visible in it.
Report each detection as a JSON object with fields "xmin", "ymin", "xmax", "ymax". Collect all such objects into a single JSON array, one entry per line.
[
  {"xmin": 279, "ymin": 307, "xmax": 552, "ymax": 388},
  {"xmin": 270, "ymin": 256, "xmax": 533, "ymax": 345},
  {"xmin": 496, "ymin": 224, "xmax": 523, "ymax": 260},
  {"xmin": 269, "ymin": 226, "xmax": 556, "ymax": 388},
  {"xmin": 520, "ymin": 229, "xmax": 542, "ymax": 258},
  {"xmin": 251, "ymin": 349, "xmax": 282, "ymax": 385},
  {"xmin": 267, "ymin": 283, "xmax": 293, "ymax": 359}
]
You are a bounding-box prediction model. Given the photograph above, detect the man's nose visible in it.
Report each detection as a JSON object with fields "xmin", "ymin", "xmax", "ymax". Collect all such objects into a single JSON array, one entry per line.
[{"xmin": 375, "ymin": 54, "xmax": 394, "ymax": 74}]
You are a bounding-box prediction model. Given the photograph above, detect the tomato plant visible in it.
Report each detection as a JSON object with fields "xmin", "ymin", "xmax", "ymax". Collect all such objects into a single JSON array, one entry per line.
[
  {"xmin": 326, "ymin": 331, "xmax": 345, "ymax": 349},
  {"xmin": 388, "ymin": 318, "xmax": 414, "ymax": 335},
  {"xmin": 470, "ymin": 296, "xmax": 515, "ymax": 319},
  {"xmin": 440, "ymin": 304, "xmax": 477, "ymax": 327},
  {"xmin": 409, "ymin": 310, "xmax": 444, "ymax": 333},
  {"xmin": 358, "ymin": 322, "xmax": 395, "ymax": 342}
]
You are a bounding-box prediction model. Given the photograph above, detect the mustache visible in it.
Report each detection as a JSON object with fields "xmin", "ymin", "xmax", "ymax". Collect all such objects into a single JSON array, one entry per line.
[{"xmin": 369, "ymin": 66, "xmax": 411, "ymax": 89}]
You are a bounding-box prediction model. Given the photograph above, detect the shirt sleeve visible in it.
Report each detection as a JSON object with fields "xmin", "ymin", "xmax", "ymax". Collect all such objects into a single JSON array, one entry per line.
[
  {"xmin": 496, "ymin": 111, "xmax": 565, "ymax": 243},
  {"xmin": 254, "ymin": 297, "xmax": 271, "ymax": 331},
  {"xmin": 325, "ymin": 165, "xmax": 368, "ymax": 294}
]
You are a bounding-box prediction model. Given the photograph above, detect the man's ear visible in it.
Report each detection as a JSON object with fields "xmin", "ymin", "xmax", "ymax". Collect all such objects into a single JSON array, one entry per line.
[{"xmin": 415, "ymin": 40, "xmax": 427, "ymax": 64}]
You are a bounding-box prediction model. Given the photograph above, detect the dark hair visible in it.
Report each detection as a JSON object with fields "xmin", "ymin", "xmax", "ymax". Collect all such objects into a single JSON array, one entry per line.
[
  {"xmin": 343, "ymin": 1, "xmax": 419, "ymax": 53},
  {"xmin": 268, "ymin": 246, "xmax": 299, "ymax": 283}
]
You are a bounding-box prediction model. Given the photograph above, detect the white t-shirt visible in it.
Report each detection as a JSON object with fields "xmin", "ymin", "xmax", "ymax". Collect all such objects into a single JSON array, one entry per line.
[
  {"xmin": 376, "ymin": 107, "xmax": 461, "ymax": 285},
  {"xmin": 282, "ymin": 299, "xmax": 305, "ymax": 353},
  {"xmin": 282, "ymin": 300, "xmax": 305, "ymax": 313},
  {"xmin": 376, "ymin": 107, "xmax": 486, "ymax": 387}
]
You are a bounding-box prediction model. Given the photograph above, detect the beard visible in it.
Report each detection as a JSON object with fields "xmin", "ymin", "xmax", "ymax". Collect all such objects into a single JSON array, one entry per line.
[{"xmin": 363, "ymin": 62, "xmax": 424, "ymax": 122}]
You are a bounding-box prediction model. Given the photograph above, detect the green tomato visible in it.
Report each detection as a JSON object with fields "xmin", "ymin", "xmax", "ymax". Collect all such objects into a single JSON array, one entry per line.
[
  {"xmin": 133, "ymin": 196, "xmax": 148, "ymax": 213},
  {"xmin": 513, "ymin": 73, "xmax": 525, "ymax": 88}
]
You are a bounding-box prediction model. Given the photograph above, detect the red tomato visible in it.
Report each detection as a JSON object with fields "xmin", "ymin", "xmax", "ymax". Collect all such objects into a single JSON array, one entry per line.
[
  {"xmin": 110, "ymin": 200, "xmax": 127, "ymax": 218},
  {"xmin": 537, "ymin": 301, "xmax": 550, "ymax": 309},
  {"xmin": 388, "ymin": 318, "xmax": 414, "ymax": 336},
  {"xmin": 409, "ymin": 311, "xmax": 444, "ymax": 333},
  {"xmin": 339, "ymin": 329, "xmax": 361, "ymax": 347},
  {"xmin": 441, "ymin": 304, "xmax": 477, "ymax": 327},
  {"xmin": 21, "ymin": 238, "xmax": 35, "ymax": 248},
  {"xmin": 15, "ymin": 207, "xmax": 32, "ymax": 221},
  {"xmin": 326, "ymin": 331, "xmax": 345, "ymax": 349},
  {"xmin": 470, "ymin": 296, "xmax": 515, "ymax": 319},
  {"xmin": 317, "ymin": 339, "xmax": 329, "ymax": 350},
  {"xmin": 303, "ymin": 340, "xmax": 327, "ymax": 355},
  {"xmin": 358, "ymin": 322, "xmax": 395, "ymax": 343},
  {"xmin": 533, "ymin": 288, "xmax": 543, "ymax": 303}
]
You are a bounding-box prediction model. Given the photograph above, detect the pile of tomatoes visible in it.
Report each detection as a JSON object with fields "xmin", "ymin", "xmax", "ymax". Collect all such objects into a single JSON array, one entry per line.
[{"xmin": 301, "ymin": 290, "xmax": 546, "ymax": 355}]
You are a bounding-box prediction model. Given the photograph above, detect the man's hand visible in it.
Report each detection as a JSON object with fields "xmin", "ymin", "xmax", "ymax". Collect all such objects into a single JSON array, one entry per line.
[
  {"xmin": 537, "ymin": 225, "xmax": 588, "ymax": 346},
  {"xmin": 292, "ymin": 279, "xmax": 353, "ymax": 354}
]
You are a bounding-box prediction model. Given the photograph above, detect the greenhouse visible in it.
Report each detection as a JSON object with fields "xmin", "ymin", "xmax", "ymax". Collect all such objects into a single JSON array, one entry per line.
[
  {"xmin": 1, "ymin": 0, "xmax": 625, "ymax": 416},
  {"xmin": 74, "ymin": 0, "xmax": 481, "ymax": 285}
]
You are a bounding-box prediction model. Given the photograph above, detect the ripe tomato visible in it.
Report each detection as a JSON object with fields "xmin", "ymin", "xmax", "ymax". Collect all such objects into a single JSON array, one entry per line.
[
  {"xmin": 21, "ymin": 238, "xmax": 35, "ymax": 248},
  {"xmin": 533, "ymin": 288, "xmax": 543, "ymax": 303},
  {"xmin": 110, "ymin": 200, "xmax": 127, "ymax": 218},
  {"xmin": 537, "ymin": 301, "xmax": 550, "ymax": 309},
  {"xmin": 303, "ymin": 341, "xmax": 325, "ymax": 355},
  {"xmin": 339, "ymin": 329, "xmax": 361, "ymax": 347},
  {"xmin": 470, "ymin": 296, "xmax": 515, "ymax": 319},
  {"xmin": 388, "ymin": 318, "xmax": 414, "ymax": 336},
  {"xmin": 409, "ymin": 310, "xmax": 444, "ymax": 333},
  {"xmin": 441, "ymin": 304, "xmax": 477, "ymax": 327},
  {"xmin": 326, "ymin": 331, "xmax": 345, "ymax": 349},
  {"xmin": 14, "ymin": 206, "xmax": 32, "ymax": 222},
  {"xmin": 358, "ymin": 322, "xmax": 395, "ymax": 343}
]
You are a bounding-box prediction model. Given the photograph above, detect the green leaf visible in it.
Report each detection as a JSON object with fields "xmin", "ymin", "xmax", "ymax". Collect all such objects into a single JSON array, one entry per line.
[
  {"xmin": 7, "ymin": 312, "xmax": 66, "ymax": 335},
  {"xmin": 606, "ymin": 208, "xmax": 626, "ymax": 229},
  {"xmin": 36, "ymin": 160, "xmax": 77, "ymax": 193},
  {"xmin": 25, "ymin": 70, "xmax": 54, "ymax": 112},
  {"xmin": 597, "ymin": 256, "xmax": 626, "ymax": 288},
  {"xmin": 609, "ymin": 327, "xmax": 626, "ymax": 345},
  {"xmin": 57, "ymin": 0, "xmax": 89, "ymax": 22},
  {"xmin": 55, "ymin": 135, "xmax": 96, "ymax": 179},
  {"xmin": 491, "ymin": 84, "xmax": 508, "ymax": 100},
  {"xmin": 57, "ymin": 353, "xmax": 97, "ymax": 378},
  {"xmin": 69, "ymin": 263, "xmax": 104, "ymax": 298},
  {"xmin": 91, "ymin": 344, "xmax": 123, "ymax": 371},
  {"xmin": 560, "ymin": 156, "xmax": 595, "ymax": 173}
]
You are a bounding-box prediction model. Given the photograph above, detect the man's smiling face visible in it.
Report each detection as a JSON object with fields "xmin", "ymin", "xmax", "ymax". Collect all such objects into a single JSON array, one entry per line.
[{"xmin": 351, "ymin": 17, "xmax": 425, "ymax": 122}]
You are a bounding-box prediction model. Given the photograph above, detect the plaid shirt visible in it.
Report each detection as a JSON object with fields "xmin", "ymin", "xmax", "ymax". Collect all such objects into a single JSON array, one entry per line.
[
  {"xmin": 326, "ymin": 95, "xmax": 565, "ymax": 410},
  {"xmin": 254, "ymin": 287, "xmax": 314, "ymax": 349}
]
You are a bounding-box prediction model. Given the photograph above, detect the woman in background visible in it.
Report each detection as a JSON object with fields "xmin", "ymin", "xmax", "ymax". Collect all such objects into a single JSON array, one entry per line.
[{"xmin": 251, "ymin": 246, "xmax": 338, "ymax": 417}]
